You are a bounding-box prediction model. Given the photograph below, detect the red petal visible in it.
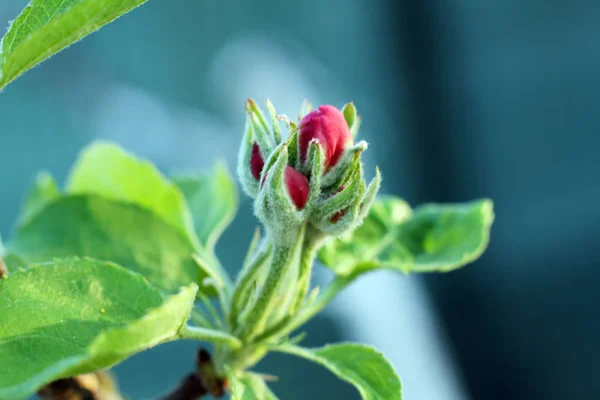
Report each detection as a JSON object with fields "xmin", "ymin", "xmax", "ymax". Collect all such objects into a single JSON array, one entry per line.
[{"xmin": 284, "ymin": 166, "xmax": 310, "ymax": 210}]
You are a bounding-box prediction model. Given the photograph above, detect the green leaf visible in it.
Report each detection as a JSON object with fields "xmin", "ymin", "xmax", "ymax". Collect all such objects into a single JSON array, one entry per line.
[
  {"xmin": 230, "ymin": 372, "xmax": 278, "ymax": 400},
  {"xmin": 342, "ymin": 102, "xmax": 357, "ymax": 129},
  {"xmin": 274, "ymin": 343, "xmax": 401, "ymax": 400},
  {"xmin": 172, "ymin": 161, "xmax": 238, "ymax": 251},
  {"xmin": 318, "ymin": 196, "xmax": 494, "ymax": 276},
  {"xmin": 66, "ymin": 141, "xmax": 197, "ymax": 246},
  {"xmin": 65, "ymin": 141, "xmax": 230, "ymax": 288},
  {"xmin": 5, "ymin": 195, "xmax": 203, "ymax": 294},
  {"xmin": 16, "ymin": 171, "xmax": 60, "ymax": 228},
  {"xmin": 0, "ymin": 258, "xmax": 197, "ymax": 400},
  {"xmin": 0, "ymin": 0, "xmax": 150, "ymax": 91}
]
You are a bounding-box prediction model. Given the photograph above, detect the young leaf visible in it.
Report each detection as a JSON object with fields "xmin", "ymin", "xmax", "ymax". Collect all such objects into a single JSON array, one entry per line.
[
  {"xmin": 0, "ymin": 258, "xmax": 197, "ymax": 400},
  {"xmin": 66, "ymin": 142, "xmax": 197, "ymax": 246},
  {"xmin": 4, "ymin": 195, "xmax": 203, "ymax": 294},
  {"xmin": 172, "ymin": 161, "xmax": 238, "ymax": 251},
  {"xmin": 318, "ymin": 196, "xmax": 494, "ymax": 276},
  {"xmin": 65, "ymin": 141, "xmax": 230, "ymax": 288},
  {"xmin": 0, "ymin": 0, "xmax": 151, "ymax": 92},
  {"xmin": 230, "ymin": 372, "xmax": 278, "ymax": 400},
  {"xmin": 274, "ymin": 343, "xmax": 401, "ymax": 400},
  {"xmin": 15, "ymin": 171, "xmax": 60, "ymax": 228}
]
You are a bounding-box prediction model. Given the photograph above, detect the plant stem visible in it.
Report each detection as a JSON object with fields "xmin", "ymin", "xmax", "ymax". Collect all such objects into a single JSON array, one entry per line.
[
  {"xmin": 236, "ymin": 226, "xmax": 305, "ymax": 341},
  {"xmin": 229, "ymin": 241, "xmax": 272, "ymax": 329},
  {"xmin": 179, "ymin": 325, "xmax": 242, "ymax": 350},
  {"xmin": 289, "ymin": 232, "xmax": 326, "ymax": 314},
  {"xmin": 258, "ymin": 273, "xmax": 355, "ymax": 344}
]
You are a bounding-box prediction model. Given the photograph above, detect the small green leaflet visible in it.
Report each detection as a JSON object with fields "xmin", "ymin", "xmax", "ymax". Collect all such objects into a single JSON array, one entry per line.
[
  {"xmin": 5, "ymin": 195, "xmax": 202, "ymax": 294},
  {"xmin": 65, "ymin": 141, "xmax": 232, "ymax": 289},
  {"xmin": 172, "ymin": 162, "xmax": 238, "ymax": 251},
  {"xmin": 0, "ymin": 259, "xmax": 197, "ymax": 400},
  {"xmin": 318, "ymin": 196, "xmax": 494, "ymax": 276},
  {"xmin": 274, "ymin": 343, "xmax": 401, "ymax": 400},
  {"xmin": 66, "ymin": 141, "xmax": 198, "ymax": 247},
  {"xmin": 15, "ymin": 171, "xmax": 60, "ymax": 228},
  {"xmin": 0, "ymin": 0, "xmax": 151, "ymax": 91},
  {"xmin": 230, "ymin": 372, "xmax": 278, "ymax": 400}
]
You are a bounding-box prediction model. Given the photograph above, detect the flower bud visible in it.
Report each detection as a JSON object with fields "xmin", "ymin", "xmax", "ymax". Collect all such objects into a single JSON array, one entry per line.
[
  {"xmin": 260, "ymin": 166, "xmax": 309, "ymax": 210},
  {"xmin": 284, "ymin": 166, "xmax": 309, "ymax": 210},
  {"xmin": 238, "ymin": 99, "xmax": 283, "ymax": 198},
  {"xmin": 299, "ymin": 105, "xmax": 353, "ymax": 170},
  {"xmin": 250, "ymin": 143, "xmax": 265, "ymax": 180}
]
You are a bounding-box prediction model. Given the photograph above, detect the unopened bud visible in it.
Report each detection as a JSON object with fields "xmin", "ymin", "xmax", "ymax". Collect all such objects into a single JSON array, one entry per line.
[
  {"xmin": 299, "ymin": 105, "xmax": 353, "ymax": 170},
  {"xmin": 284, "ymin": 166, "xmax": 309, "ymax": 210},
  {"xmin": 250, "ymin": 143, "xmax": 265, "ymax": 180}
]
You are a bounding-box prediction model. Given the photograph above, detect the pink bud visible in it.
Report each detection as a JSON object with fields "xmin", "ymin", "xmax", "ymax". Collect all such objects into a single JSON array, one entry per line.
[
  {"xmin": 299, "ymin": 105, "xmax": 353, "ymax": 170},
  {"xmin": 260, "ymin": 166, "xmax": 310, "ymax": 210},
  {"xmin": 284, "ymin": 166, "xmax": 309, "ymax": 210},
  {"xmin": 250, "ymin": 143, "xmax": 265, "ymax": 180}
]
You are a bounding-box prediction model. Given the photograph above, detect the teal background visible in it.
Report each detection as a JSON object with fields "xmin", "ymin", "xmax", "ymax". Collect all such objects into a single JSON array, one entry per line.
[{"xmin": 1, "ymin": 1, "xmax": 599, "ymax": 399}]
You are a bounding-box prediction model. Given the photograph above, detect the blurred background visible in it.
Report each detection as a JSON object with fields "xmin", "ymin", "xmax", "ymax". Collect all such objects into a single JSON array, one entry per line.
[{"xmin": 1, "ymin": 1, "xmax": 598, "ymax": 399}]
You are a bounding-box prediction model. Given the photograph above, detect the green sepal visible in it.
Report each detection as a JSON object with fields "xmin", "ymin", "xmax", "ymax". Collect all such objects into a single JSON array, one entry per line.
[
  {"xmin": 238, "ymin": 116, "xmax": 260, "ymax": 198},
  {"xmin": 321, "ymin": 141, "xmax": 368, "ymax": 188},
  {"xmin": 304, "ymin": 141, "xmax": 325, "ymax": 210},
  {"xmin": 357, "ymin": 167, "xmax": 382, "ymax": 223},
  {"xmin": 312, "ymin": 166, "xmax": 366, "ymax": 236},
  {"xmin": 342, "ymin": 102, "xmax": 358, "ymax": 137},
  {"xmin": 265, "ymin": 99, "xmax": 282, "ymax": 144},
  {"xmin": 246, "ymin": 99, "xmax": 275, "ymax": 155}
]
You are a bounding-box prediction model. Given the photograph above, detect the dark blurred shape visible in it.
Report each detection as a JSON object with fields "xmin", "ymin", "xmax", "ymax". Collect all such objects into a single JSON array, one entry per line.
[{"xmin": 389, "ymin": 1, "xmax": 600, "ymax": 399}]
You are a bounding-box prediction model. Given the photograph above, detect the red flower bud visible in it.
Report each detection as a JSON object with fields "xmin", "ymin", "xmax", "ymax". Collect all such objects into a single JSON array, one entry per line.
[
  {"xmin": 250, "ymin": 143, "xmax": 265, "ymax": 180},
  {"xmin": 284, "ymin": 166, "xmax": 309, "ymax": 210},
  {"xmin": 299, "ymin": 105, "xmax": 353, "ymax": 170},
  {"xmin": 260, "ymin": 166, "xmax": 309, "ymax": 210}
]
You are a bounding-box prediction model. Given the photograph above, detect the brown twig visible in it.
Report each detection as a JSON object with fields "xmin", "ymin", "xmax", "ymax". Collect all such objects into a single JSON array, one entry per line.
[
  {"xmin": 37, "ymin": 378, "xmax": 96, "ymax": 400},
  {"xmin": 37, "ymin": 371, "xmax": 121, "ymax": 400},
  {"xmin": 0, "ymin": 257, "xmax": 7, "ymax": 279},
  {"xmin": 156, "ymin": 348, "xmax": 227, "ymax": 400},
  {"xmin": 156, "ymin": 373, "xmax": 208, "ymax": 400},
  {"xmin": 38, "ymin": 349, "xmax": 225, "ymax": 400}
]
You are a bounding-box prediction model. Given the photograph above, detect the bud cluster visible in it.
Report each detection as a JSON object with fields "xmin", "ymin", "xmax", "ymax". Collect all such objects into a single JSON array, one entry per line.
[
  {"xmin": 238, "ymin": 99, "xmax": 380, "ymax": 243},
  {"xmin": 232, "ymin": 99, "xmax": 380, "ymax": 343}
]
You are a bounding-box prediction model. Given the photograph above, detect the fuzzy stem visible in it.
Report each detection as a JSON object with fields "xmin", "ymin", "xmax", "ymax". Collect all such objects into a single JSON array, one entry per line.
[
  {"xmin": 229, "ymin": 241, "xmax": 272, "ymax": 329},
  {"xmin": 289, "ymin": 231, "xmax": 326, "ymax": 314},
  {"xmin": 179, "ymin": 325, "xmax": 242, "ymax": 350},
  {"xmin": 237, "ymin": 227, "xmax": 305, "ymax": 341},
  {"xmin": 258, "ymin": 273, "xmax": 356, "ymax": 344}
]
